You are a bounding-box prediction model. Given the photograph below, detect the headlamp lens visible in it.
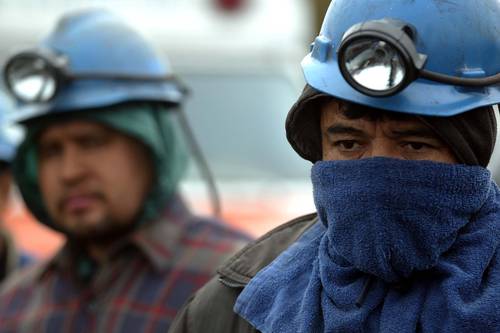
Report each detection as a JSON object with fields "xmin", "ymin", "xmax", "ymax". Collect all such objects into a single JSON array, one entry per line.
[
  {"xmin": 343, "ymin": 38, "xmax": 406, "ymax": 93},
  {"xmin": 5, "ymin": 55, "xmax": 57, "ymax": 103}
]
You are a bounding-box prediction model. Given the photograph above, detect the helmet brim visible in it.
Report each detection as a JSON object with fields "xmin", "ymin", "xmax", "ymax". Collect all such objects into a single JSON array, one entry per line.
[
  {"xmin": 8, "ymin": 79, "xmax": 185, "ymax": 123},
  {"xmin": 302, "ymin": 54, "xmax": 500, "ymax": 117}
]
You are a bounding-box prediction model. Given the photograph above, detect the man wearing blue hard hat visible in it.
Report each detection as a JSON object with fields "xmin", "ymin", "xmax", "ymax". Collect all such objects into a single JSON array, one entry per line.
[
  {"xmin": 170, "ymin": 0, "xmax": 500, "ymax": 332},
  {"xmin": 0, "ymin": 9, "xmax": 250, "ymax": 332}
]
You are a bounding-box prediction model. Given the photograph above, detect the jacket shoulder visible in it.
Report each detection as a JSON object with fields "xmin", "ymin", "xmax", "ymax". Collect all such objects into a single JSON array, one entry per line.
[
  {"xmin": 218, "ymin": 212, "xmax": 318, "ymax": 284},
  {"xmin": 169, "ymin": 276, "xmax": 258, "ymax": 333}
]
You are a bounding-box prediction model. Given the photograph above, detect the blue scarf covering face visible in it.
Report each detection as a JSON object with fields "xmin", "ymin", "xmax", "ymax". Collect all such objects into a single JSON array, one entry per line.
[{"xmin": 235, "ymin": 158, "xmax": 500, "ymax": 332}]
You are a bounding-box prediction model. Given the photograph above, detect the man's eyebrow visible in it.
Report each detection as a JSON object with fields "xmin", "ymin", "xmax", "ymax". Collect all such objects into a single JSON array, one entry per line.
[
  {"xmin": 390, "ymin": 128, "xmax": 438, "ymax": 139},
  {"xmin": 326, "ymin": 125, "xmax": 366, "ymax": 136}
]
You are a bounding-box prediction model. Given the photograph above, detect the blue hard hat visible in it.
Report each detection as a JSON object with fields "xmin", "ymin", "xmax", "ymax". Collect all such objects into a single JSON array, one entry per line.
[
  {"xmin": 303, "ymin": 0, "xmax": 500, "ymax": 116},
  {"xmin": 4, "ymin": 9, "xmax": 186, "ymax": 122}
]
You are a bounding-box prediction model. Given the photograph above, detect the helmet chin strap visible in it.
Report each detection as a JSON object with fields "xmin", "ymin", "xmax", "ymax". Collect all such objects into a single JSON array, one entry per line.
[{"xmin": 152, "ymin": 105, "xmax": 221, "ymax": 218}]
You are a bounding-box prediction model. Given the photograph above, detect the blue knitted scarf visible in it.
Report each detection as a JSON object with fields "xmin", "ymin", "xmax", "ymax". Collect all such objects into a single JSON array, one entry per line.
[{"xmin": 235, "ymin": 158, "xmax": 500, "ymax": 332}]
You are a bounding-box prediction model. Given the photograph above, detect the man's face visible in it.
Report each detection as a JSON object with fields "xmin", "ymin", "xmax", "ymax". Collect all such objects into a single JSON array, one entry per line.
[
  {"xmin": 320, "ymin": 101, "xmax": 458, "ymax": 163},
  {"xmin": 37, "ymin": 120, "xmax": 154, "ymax": 241}
]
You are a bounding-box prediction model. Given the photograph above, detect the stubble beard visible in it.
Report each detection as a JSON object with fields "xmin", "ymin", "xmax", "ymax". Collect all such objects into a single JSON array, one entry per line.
[{"xmin": 56, "ymin": 214, "xmax": 137, "ymax": 246}]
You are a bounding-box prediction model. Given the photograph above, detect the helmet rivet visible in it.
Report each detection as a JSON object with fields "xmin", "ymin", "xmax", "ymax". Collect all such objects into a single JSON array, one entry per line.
[{"xmin": 312, "ymin": 36, "xmax": 333, "ymax": 63}]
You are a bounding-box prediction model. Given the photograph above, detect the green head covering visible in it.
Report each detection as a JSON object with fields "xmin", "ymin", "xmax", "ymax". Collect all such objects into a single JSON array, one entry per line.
[{"xmin": 12, "ymin": 103, "xmax": 188, "ymax": 232}]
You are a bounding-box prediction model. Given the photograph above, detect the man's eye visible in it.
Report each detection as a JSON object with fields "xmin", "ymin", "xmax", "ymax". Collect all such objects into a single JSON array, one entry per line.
[
  {"xmin": 403, "ymin": 142, "xmax": 431, "ymax": 151},
  {"xmin": 38, "ymin": 144, "xmax": 61, "ymax": 159},
  {"xmin": 81, "ymin": 136, "xmax": 107, "ymax": 148},
  {"xmin": 334, "ymin": 140, "xmax": 361, "ymax": 151}
]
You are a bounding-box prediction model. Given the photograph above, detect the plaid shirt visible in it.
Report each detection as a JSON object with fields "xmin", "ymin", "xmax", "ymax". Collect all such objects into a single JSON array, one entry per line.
[{"xmin": 0, "ymin": 196, "xmax": 250, "ymax": 333}]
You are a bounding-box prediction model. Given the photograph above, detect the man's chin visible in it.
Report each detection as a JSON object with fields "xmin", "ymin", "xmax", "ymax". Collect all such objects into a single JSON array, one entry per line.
[
  {"xmin": 66, "ymin": 227, "xmax": 135, "ymax": 245},
  {"xmin": 56, "ymin": 217, "xmax": 136, "ymax": 245}
]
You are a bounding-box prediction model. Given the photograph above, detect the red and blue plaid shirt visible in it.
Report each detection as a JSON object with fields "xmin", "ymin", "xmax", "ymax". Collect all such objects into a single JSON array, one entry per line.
[{"xmin": 0, "ymin": 196, "xmax": 250, "ymax": 333}]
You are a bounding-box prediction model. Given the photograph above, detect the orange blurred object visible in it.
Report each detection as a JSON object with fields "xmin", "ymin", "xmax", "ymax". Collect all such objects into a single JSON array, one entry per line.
[{"xmin": 3, "ymin": 199, "xmax": 63, "ymax": 259}]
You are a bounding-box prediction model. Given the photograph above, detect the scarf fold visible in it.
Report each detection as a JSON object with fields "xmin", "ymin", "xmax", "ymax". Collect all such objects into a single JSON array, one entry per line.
[{"xmin": 235, "ymin": 158, "xmax": 500, "ymax": 332}]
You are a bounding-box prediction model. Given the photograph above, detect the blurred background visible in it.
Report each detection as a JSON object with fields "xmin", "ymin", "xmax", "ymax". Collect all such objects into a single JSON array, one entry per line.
[{"xmin": 0, "ymin": 0, "xmax": 331, "ymax": 259}]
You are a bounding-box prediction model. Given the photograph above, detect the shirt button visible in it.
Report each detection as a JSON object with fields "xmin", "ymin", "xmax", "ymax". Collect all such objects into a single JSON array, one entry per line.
[{"xmin": 87, "ymin": 302, "xmax": 97, "ymax": 312}]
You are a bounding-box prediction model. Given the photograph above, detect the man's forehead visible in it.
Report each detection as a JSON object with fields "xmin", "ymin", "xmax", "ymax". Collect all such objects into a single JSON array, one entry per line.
[
  {"xmin": 37, "ymin": 119, "xmax": 110, "ymax": 142},
  {"xmin": 323, "ymin": 100, "xmax": 425, "ymax": 126}
]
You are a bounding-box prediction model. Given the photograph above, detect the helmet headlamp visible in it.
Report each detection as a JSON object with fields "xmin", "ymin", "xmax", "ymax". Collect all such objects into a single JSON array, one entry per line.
[
  {"xmin": 337, "ymin": 19, "xmax": 500, "ymax": 97},
  {"xmin": 3, "ymin": 49, "xmax": 186, "ymax": 104}
]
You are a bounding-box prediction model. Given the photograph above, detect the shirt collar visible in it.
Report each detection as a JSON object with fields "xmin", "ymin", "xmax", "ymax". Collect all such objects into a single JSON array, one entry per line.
[{"xmin": 130, "ymin": 195, "xmax": 192, "ymax": 272}]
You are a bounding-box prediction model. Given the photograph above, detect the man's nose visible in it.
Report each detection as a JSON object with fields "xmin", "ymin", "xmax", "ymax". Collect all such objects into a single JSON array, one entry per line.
[
  {"xmin": 60, "ymin": 147, "xmax": 87, "ymax": 183},
  {"xmin": 368, "ymin": 140, "xmax": 400, "ymax": 159}
]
